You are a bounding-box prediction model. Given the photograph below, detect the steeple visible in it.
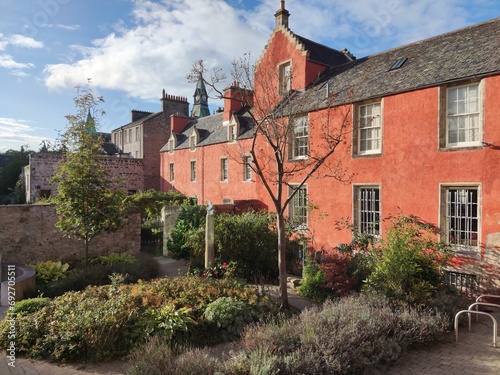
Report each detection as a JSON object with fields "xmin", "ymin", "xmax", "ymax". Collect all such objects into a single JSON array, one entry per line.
[
  {"xmin": 85, "ymin": 109, "xmax": 96, "ymax": 134},
  {"xmin": 274, "ymin": 0, "xmax": 290, "ymax": 28},
  {"xmin": 191, "ymin": 74, "xmax": 210, "ymax": 118}
]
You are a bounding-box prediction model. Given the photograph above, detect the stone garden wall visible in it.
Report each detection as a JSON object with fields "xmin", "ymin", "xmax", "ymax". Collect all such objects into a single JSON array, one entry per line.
[{"xmin": 0, "ymin": 204, "xmax": 141, "ymax": 265}]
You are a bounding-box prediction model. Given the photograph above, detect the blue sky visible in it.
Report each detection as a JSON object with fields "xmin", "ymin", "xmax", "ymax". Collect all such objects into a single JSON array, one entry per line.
[{"xmin": 1, "ymin": 0, "xmax": 499, "ymax": 152}]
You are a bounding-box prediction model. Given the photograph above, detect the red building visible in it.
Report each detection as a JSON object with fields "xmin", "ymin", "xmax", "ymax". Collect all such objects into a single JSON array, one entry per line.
[{"xmin": 161, "ymin": 2, "xmax": 500, "ymax": 293}]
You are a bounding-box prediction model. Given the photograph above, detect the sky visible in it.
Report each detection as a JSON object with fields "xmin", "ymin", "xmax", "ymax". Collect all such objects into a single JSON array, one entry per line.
[{"xmin": 1, "ymin": 0, "xmax": 499, "ymax": 153}]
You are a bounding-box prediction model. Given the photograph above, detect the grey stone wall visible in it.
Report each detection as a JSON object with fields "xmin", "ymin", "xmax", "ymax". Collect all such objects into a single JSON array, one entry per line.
[
  {"xmin": 26, "ymin": 153, "xmax": 144, "ymax": 203},
  {"xmin": 0, "ymin": 204, "xmax": 140, "ymax": 264}
]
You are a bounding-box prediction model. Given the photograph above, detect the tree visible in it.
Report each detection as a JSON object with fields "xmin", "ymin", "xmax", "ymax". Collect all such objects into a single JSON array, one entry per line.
[
  {"xmin": 0, "ymin": 145, "xmax": 33, "ymax": 204},
  {"xmin": 51, "ymin": 83, "xmax": 125, "ymax": 266},
  {"xmin": 189, "ymin": 56, "xmax": 352, "ymax": 307}
]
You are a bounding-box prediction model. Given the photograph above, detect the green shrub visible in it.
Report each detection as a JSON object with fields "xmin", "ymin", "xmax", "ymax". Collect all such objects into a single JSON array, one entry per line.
[
  {"xmin": 204, "ymin": 297, "xmax": 254, "ymax": 337},
  {"xmin": 36, "ymin": 253, "xmax": 159, "ymax": 298},
  {"xmin": 228, "ymin": 292, "xmax": 448, "ymax": 374},
  {"xmin": 0, "ymin": 276, "xmax": 272, "ymax": 363},
  {"xmin": 124, "ymin": 189, "xmax": 186, "ymax": 218},
  {"xmin": 167, "ymin": 203, "xmax": 205, "ymax": 259},
  {"xmin": 126, "ymin": 337, "xmax": 220, "ymax": 375},
  {"xmin": 214, "ymin": 211, "xmax": 280, "ymax": 283},
  {"xmin": 364, "ymin": 214, "xmax": 450, "ymax": 306},
  {"xmin": 30, "ymin": 260, "xmax": 70, "ymax": 285},
  {"xmin": 90, "ymin": 252, "xmax": 136, "ymax": 265},
  {"xmin": 296, "ymin": 258, "xmax": 329, "ymax": 302},
  {"xmin": 12, "ymin": 297, "xmax": 50, "ymax": 315}
]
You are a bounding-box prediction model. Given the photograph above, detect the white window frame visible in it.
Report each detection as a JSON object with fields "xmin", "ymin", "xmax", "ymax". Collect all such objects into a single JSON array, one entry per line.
[
  {"xmin": 289, "ymin": 184, "xmax": 308, "ymax": 229},
  {"xmin": 290, "ymin": 115, "xmax": 309, "ymax": 160},
  {"xmin": 353, "ymin": 185, "xmax": 381, "ymax": 236},
  {"xmin": 243, "ymin": 155, "xmax": 252, "ymax": 181},
  {"xmin": 190, "ymin": 161, "xmax": 196, "ymax": 182},
  {"xmin": 278, "ymin": 60, "xmax": 292, "ymax": 95},
  {"xmin": 189, "ymin": 134, "xmax": 196, "ymax": 151},
  {"xmin": 440, "ymin": 184, "xmax": 481, "ymax": 255},
  {"xmin": 228, "ymin": 124, "xmax": 237, "ymax": 143},
  {"xmin": 135, "ymin": 126, "xmax": 140, "ymax": 141},
  {"xmin": 357, "ymin": 102, "xmax": 382, "ymax": 155},
  {"xmin": 446, "ymin": 83, "xmax": 483, "ymax": 148},
  {"xmin": 169, "ymin": 163, "xmax": 174, "ymax": 182},
  {"xmin": 220, "ymin": 157, "xmax": 228, "ymax": 182}
]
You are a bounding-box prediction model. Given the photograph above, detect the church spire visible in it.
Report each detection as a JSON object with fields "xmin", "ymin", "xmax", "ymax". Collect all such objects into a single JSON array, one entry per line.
[
  {"xmin": 274, "ymin": 0, "xmax": 290, "ymax": 28},
  {"xmin": 191, "ymin": 74, "xmax": 210, "ymax": 118}
]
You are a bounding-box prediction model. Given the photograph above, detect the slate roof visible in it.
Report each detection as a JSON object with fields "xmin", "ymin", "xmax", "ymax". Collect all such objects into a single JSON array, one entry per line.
[
  {"xmin": 111, "ymin": 111, "xmax": 162, "ymax": 131},
  {"xmin": 295, "ymin": 34, "xmax": 353, "ymax": 67},
  {"xmin": 160, "ymin": 108, "xmax": 255, "ymax": 152},
  {"xmin": 294, "ymin": 17, "xmax": 500, "ymax": 113}
]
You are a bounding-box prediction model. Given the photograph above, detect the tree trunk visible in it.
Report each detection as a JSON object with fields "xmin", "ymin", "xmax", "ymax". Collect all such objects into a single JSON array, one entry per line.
[
  {"xmin": 277, "ymin": 212, "xmax": 289, "ymax": 308},
  {"xmin": 85, "ymin": 238, "xmax": 89, "ymax": 269}
]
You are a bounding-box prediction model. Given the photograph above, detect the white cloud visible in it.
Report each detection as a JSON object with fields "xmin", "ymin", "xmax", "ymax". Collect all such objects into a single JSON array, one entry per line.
[
  {"xmin": 0, "ymin": 33, "xmax": 44, "ymax": 50},
  {"xmin": 43, "ymin": 0, "xmax": 269, "ymax": 101},
  {"xmin": 42, "ymin": 0, "xmax": 495, "ymax": 100},
  {"xmin": 42, "ymin": 23, "xmax": 80, "ymax": 31},
  {"xmin": 0, "ymin": 54, "xmax": 35, "ymax": 70},
  {"xmin": 0, "ymin": 118, "xmax": 49, "ymax": 151}
]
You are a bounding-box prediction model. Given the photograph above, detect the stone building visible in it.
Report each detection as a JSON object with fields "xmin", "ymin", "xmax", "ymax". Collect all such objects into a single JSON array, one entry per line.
[{"xmin": 111, "ymin": 90, "xmax": 190, "ymax": 190}]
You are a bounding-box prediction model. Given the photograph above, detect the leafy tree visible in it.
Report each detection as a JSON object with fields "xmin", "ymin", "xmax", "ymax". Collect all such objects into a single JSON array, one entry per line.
[
  {"xmin": 51, "ymin": 83, "xmax": 125, "ymax": 266},
  {"xmin": 189, "ymin": 56, "xmax": 352, "ymax": 307},
  {"xmin": 0, "ymin": 145, "xmax": 33, "ymax": 204}
]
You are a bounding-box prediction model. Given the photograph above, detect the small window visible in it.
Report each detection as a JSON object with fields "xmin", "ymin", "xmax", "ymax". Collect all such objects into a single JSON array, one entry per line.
[
  {"xmin": 136, "ymin": 126, "xmax": 140, "ymax": 141},
  {"xmin": 228, "ymin": 124, "xmax": 237, "ymax": 142},
  {"xmin": 279, "ymin": 61, "xmax": 292, "ymax": 95},
  {"xmin": 289, "ymin": 185, "xmax": 308, "ymax": 229},
  {"xmin": 445, "ymin": 83, "xmax": 482, "ymax": 148},
  {"xmin": 355, "ymin": 102, "xmax": 382, "ymax": 155},
  {"xmin": 190, "ymin": 161, "xmax": 196, "ymax": 182},
  {"xmin": 243, "ymin": 156, "xmax": 252, "ymax": 181},
  {"xmin": 354, "ymin": 186, "xmax": 380, "ymax": 235},
  {"xmin": 189, "ymin": 135, "xmax": 196, "ymax": 151},
  {"xmin": 169, "ymin": 163, "xmax": 174, "ymax": 182},
  {"xmin": 389, "ymin": 57, "xmax": 407, "ymax": 70},
  {"xmin": 128, "ymin": 129, "xmax": 132, "ymax": 143},
  {"xmin": 290, "ymin": 115, "xmax": 309, "ymax": 159},
  {"xmin": 441, "ymin": 185, "xmax": 480, "ymax": 253},
  {"xmin": 169, "ymin": 139, "xmax": 175, "ymax": 153},
  {"xmin": 220, "ymin": 158, "xmax": 228, "ymax": 181}
]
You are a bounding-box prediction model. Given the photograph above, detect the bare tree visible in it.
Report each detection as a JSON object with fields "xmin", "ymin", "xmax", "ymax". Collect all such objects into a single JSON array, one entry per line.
[{"xmin": 191, "ymin": 56, "xmax": 352, "ymax": 307}]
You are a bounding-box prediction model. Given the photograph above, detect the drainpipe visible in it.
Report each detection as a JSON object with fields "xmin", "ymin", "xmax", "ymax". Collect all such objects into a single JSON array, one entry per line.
[{"xmin": 201, "ymin": 146, "xmax": 205, "ymax": 204}]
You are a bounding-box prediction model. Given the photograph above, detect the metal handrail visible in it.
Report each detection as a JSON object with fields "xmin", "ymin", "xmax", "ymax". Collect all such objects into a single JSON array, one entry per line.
[
  {"xmin": 468, "ymin": 301, "xmax": 500, "ymax": 323},
  {"xmin": 455, "ymin": 310, "xmax": 497, "ymax": 348}
]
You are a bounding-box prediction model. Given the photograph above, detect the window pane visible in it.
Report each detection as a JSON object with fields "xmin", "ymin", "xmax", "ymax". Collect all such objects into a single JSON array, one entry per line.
[{"xmin": 358, "ymin": 103, "xmax": 381, "ymax": 153}]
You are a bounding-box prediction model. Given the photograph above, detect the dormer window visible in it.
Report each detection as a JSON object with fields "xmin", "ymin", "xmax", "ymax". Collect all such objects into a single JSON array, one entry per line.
[
  {"xmin": 279, "ymin": 61, "xmax": 292, "ymax": 95},
  {"xmin": 189, "ymin": 134, "xmax": 196, "ymax": 151},
  {"xmin": 168, "ymin": 137, "xmax": 176, "ymax": 154},
  {"xmin": 228, "ymin": 124, "xmax": 237, "ymax": 143}
]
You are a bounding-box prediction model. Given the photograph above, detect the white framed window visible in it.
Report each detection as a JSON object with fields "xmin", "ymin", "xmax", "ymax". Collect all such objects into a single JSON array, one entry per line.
[
  {"xmin": 169, "ymin": 163, "xmax": 174, "ymax": 182},
  {"xmin": 446, "ymin": 83, "xmax": 482, "ymax": 148},
  {"xmin": 243, "ymin": 155, "xmax": 252, "ymax": 181},
  {"xmin": 357, "ymin": 102, "xmax": 382, "ymax": 155},
  {"xmin": 189, "ymin": 134, "xmax": 196, "ymax": 151},
  {"xmin": 354, "ymin": 186, "xmax": 380, "ymax": 235},
  {"xmin": 136, "ymin": 126, "xmax": 140, "ymax": 141},
  {"xmin": 220, "ymin": 158, "xmax": 228, "ymax": 181},
  {"xmin": 290, "ymin": 115, "xmax": 309, "ymax": 159},
  {"xmin": 278, "ymin": 61, "xmax": 292, "ymax": 95},
  {"xmin": 128, "ymin": 129, "xmax": 132, "ymax": 143},
  {"xmin": 228, "ymin": 124, "xmax": 237, "ymax": 143},
  {"xmin": 441, "ymin": 185, "xmax": 480, "ymax": 253},
  {"xmin": 169, "ymin": 139, "xmax": 175, "ymax": 154},
  {"xmin": 289, "ymin": 185, "xmax": 308, "ymax": 229},
  {"xmin": 190, "ymin": 161, "xmax": 196, "ymax": 182}
]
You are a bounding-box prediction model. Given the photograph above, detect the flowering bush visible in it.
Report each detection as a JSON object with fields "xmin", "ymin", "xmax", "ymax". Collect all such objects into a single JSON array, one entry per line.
[{"xmin": 189, "ymin": 260, "xmax": 238, "ymax": 279}]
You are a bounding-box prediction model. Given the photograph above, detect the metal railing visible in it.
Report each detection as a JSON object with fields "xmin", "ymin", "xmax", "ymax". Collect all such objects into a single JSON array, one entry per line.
[{"xmin": 454, "ymin": 310, "xmax": 497, "ymax": 347}]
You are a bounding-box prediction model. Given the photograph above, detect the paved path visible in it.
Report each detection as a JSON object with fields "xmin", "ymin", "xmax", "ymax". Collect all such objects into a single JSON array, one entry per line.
[{"xmin": 2, "ymin": 257, "xmax": 500, "ymax": 374}]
